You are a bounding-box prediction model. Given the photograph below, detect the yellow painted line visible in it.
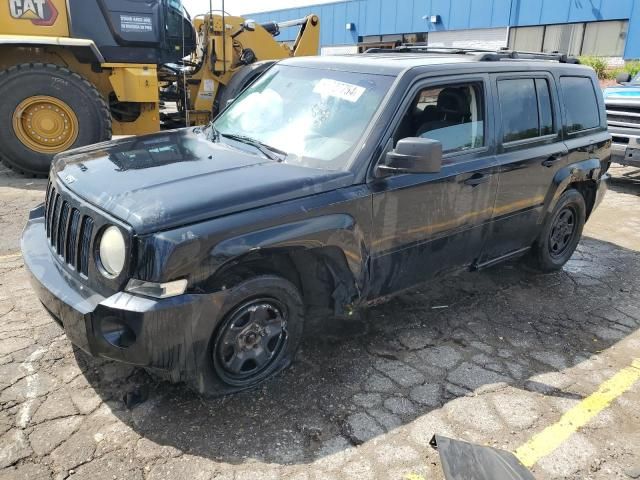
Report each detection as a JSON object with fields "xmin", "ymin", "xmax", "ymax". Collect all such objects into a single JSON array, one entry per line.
[
  {"xmin": 0, "ymin": 252, "xmax": 21, "ymax": 261},
  {"xmin": 515, "ymin": 358, "xmax": 640, "ymax": 468}
]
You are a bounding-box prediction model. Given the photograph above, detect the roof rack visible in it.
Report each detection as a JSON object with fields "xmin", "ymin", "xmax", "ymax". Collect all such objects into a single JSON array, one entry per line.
[{"xmin": 364, "ymin": 44, "xmax": 580, "ymax": 64}]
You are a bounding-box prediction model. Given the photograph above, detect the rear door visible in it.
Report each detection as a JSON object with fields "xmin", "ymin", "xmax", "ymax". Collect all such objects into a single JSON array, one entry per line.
[{"xmin": 480, "ymin": 72, "xmax": 568, "ymax": 264}]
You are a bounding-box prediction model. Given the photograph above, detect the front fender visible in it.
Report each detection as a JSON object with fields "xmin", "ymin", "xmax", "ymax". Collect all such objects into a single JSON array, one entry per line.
[
  {"xmin": 210, "ymin": 214, "xmax": 368, "ymax": 286},
  {"xmin": 543, "ymin": 158, "xmax": 602, "ymax": 219},
  {"xmin": 133, "ymin": 211, "xmax": 370, "ymax": 295}
]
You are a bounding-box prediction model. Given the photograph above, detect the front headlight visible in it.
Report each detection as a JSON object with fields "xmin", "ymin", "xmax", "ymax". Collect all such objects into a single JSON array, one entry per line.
[{"xmin": 98, "ymin": 226, "xmax": 126, "ymax": 277}]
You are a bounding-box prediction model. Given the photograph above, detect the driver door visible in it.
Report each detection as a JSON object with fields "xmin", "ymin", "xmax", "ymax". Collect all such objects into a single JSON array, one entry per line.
[{"xmin": 367, "ymin": 75, "xmax": 499, "ymax": 298}]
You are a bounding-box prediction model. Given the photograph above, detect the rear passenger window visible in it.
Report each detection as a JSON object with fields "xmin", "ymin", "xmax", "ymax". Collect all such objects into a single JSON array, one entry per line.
[
  {"xmin": 560, "ymin": 76, "xmax": 600, "ymax": 133},
  {"xmin": 498, "ymin": 78, "xmax": 555, "ymax": 143}
]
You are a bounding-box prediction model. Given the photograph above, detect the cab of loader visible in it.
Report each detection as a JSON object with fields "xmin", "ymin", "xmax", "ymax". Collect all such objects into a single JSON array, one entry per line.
[
  {"xmin": 0, "ymin": 1, "xmax": 319, "ymax": 176},
  {"xmin": 67, "ymin": 0, "xmax": 196, "ymax": 64}
]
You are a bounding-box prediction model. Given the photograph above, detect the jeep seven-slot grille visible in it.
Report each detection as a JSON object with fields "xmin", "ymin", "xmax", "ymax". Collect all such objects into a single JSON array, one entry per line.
[{"xmin": 44, "ymin": 181, "xmax": 94, "ymax": 276}]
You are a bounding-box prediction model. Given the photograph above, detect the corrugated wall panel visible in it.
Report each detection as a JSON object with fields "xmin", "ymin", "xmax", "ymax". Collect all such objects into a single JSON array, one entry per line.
[
  {"xmin": 364, "ymin": 0, "xmax": 381, "ymax": 36},
  {"xmin": 395, "ymin": 0, "xmax": 414, "ymax": 34},
  {"xmin": 380, "ymin": 0, "xmax": 398, "ymax": 34},
  {"xmin": 320, "ymin": 4, "xmax": 335, "ymax": 44},
  {"xmin": 600, "ymin": 0, "xmax": 634, "ymax": 20},
  {"xmin": 450, "ymin": 0, "xmax": 472, "ymax": 29},
  {"xmin": 345, "ymin": 1, "xmax": 360, "ymax": 44},
  {"xmin": 244, "ymin": 0, "xmax": 640, "ymax": 57},
  {"xmin": 469, "ymin": 0, "xmax": 494, "ymax": 29},
  {"xmin": 411, "ymin": 0, "xmax": 427, "ymax": 33},
  {"xmin": 332, "ymin": 1, "xmax": 347, "ymax": 44},
  {"xmin": 492, "ymin": 0, "xmax": 511, "ymax": 26}
]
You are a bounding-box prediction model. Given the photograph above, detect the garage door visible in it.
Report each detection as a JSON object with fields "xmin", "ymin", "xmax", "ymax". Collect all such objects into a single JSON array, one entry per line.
[{"xmin": 428, "ymin": 27, "xmax": 508, "ymax": 50}]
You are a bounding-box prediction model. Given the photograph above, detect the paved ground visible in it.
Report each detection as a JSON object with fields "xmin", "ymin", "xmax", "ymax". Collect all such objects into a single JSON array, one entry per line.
[{"xmin": 0, "ymin": 164, "xmax": 639, "ymax": 480}]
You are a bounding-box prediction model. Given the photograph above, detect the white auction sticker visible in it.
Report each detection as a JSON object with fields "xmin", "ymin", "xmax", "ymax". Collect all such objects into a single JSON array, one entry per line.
[{"xmin": 313, "ymin": 78, "xmax": 366, "ymax": 103}]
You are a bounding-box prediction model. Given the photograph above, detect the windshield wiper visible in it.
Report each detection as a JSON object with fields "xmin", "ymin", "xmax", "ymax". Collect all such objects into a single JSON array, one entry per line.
[
  {"xmin": 219, "ymin": 132, "xmax": 286, "ymax": 162},
  {"xmin": 204, "ymin": 123, "xmax": 220, "ymax": 142}
]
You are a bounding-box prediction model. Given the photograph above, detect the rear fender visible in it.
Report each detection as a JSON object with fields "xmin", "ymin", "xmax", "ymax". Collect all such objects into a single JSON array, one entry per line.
[{"xmin": 543, "ymin": 158, "xmax": 602, "ymax": 219}]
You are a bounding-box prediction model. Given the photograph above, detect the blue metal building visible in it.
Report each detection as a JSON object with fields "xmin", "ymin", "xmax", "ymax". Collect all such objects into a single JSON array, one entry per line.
[{"xmin": 246, "ymin": 0, "xmax": 640, "ymax": 59}]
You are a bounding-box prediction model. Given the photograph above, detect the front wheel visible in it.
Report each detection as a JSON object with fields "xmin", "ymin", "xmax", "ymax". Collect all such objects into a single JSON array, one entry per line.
[
  {"xmin": 527, "ymin": 189, "xmax": 586, "ymax": 272},
  {"xmin": 201, "ymin": 275, "xmax": 304, "ymax": 396}
]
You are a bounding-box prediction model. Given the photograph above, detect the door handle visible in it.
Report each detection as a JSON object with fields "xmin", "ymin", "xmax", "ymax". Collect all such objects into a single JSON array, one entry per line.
[
  {"xmin": 541, "ymin": 152, "xmax": 565, "ymax": 168},
  {"xmin": 463, "ymin": 173, "xmax": 490, "ymax": 186}
]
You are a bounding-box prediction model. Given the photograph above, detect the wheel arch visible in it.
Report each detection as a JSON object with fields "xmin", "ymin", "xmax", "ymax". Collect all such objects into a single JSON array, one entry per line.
[
  {"xmin": 199, "ymin": 214, "xmax": 368, "ymax": 317},
  {"xmin": 544, "ymin": 158, "xmax": 602, "ymax": 221},
  {"xmin": 0, "ymin": 37, "xmax": 104, "ymax": 64}
]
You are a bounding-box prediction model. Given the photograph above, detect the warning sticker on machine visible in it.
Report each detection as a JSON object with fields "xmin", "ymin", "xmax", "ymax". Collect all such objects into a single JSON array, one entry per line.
[{"xmin": 120, "ymin": 14, "xmax": 153, "ymax": 33}]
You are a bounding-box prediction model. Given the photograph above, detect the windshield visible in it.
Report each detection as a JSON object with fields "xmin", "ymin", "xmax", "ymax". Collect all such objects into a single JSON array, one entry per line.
[{"xmin": 213, "ymin": 65, "xmax": 394, "ymax": 170}]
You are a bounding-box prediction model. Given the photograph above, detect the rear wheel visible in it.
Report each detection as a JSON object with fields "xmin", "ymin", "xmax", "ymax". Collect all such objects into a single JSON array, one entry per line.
[
  {"xmin": 527, "ymin": 189, "xmax": 586, "ymax": 272},
  {"xmin": 0, "ymin": 63, "xmax": 111, "ymax": 176},
  {"xmin": 201, "ymin": 275, "xmax": 304, "ymax": 396}
]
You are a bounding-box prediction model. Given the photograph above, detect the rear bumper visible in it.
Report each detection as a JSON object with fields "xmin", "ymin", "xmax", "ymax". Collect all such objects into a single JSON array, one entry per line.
[
  {"xmin": 21, "ymin": 205, "xmax": 228, "ymax": 380},
  {"xmin": 608, "ymin": 126, "xmax": 640, "ymax": 166}
]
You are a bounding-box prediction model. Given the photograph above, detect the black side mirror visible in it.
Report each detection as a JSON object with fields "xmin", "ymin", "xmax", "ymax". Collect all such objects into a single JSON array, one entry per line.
[
  {"xmin": 378, "ymin": 137, "xmax": 443, "ymax": 175},
  {"xmin": 617, "ymin": 72, "xmax": 632, "ymax": 84}
]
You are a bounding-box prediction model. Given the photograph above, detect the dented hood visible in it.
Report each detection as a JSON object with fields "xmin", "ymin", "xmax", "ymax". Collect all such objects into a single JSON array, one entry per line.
[{"xmin": 52, "ymin": 129, "xmax": 353, "ymax": 234}]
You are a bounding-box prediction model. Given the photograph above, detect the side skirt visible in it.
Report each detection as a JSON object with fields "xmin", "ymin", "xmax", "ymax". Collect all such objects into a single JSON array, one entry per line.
[{"xmin": 471, "ymin": 246, "xmax": 531, "ymax": 272}]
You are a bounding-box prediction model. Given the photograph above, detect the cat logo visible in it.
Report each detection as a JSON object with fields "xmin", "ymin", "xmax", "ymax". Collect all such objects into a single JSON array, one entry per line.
[{"xmin": 9, "ymin": 0, "xmax": 58, "ymax": 26}]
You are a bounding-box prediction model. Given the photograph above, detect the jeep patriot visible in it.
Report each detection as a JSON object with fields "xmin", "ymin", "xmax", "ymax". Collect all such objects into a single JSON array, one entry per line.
[{"xmin": 22, "ymin": 49, "xmax": 611, "ymax": 395}]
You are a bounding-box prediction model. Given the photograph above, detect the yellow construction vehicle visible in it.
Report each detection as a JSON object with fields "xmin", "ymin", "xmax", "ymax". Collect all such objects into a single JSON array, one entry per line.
[{"xmin": 0, "ymin": 1, "xmax": 319, "ymax": 175}]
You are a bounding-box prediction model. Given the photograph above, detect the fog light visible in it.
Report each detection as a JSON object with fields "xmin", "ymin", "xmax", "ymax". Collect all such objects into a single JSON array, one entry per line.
[
  {"xmin": 100, "ymin": 317, "xmax": 136, "ymax": 349},
  {"xmin": 125, "ymin": 278, "xmax": 188, "ymax": 299}
]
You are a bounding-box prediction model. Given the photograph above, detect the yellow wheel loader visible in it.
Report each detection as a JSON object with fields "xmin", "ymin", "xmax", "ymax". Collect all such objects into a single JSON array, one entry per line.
[{"xmin": 0, "ymin": 0, "xmax": 319, "ymax": 176}]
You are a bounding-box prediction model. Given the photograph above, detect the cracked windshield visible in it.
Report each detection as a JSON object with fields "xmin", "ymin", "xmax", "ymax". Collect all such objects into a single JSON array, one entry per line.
[{"xmin": 213, "ymin": 65, "xmax": 393, "ymax": 170}]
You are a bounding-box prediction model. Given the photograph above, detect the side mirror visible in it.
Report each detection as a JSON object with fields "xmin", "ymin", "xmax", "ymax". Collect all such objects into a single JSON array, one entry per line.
[
  {"xmin": 617, "ymin": 72, "xmax": 632, "ymax": 84},
  {"xmin": 378, "ymin": 137, "xmax": 442, "ymax": 175},
  {"xmin": 243, "ymin": 20, "xmax": 256, "ymax": 32}
]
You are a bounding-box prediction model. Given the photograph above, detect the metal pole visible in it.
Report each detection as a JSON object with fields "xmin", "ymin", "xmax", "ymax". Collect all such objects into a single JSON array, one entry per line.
[{"xmin": 222, "ymin": 0, "xmax": 226, "ymax": 74}]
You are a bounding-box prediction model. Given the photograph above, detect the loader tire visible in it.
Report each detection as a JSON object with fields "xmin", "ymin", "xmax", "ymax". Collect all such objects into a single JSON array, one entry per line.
[
  {"xmin": 0, "ymin": 63, "xmax": 112, "ymax": 177},
  {"xmin": 214, "ymin": 61, "xmax": 276, "ymax": 117}
]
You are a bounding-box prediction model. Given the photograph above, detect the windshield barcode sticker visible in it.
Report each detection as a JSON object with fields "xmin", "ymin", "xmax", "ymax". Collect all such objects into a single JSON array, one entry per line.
[{"xmin": 313, "ymin": 78, "xmax": 366, "ymax": 103}]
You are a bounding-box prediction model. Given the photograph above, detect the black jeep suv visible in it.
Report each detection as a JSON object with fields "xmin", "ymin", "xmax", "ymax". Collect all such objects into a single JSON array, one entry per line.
[{"xmin": 22, "ymin": 48, "xmax": 611, "ymax": 395}]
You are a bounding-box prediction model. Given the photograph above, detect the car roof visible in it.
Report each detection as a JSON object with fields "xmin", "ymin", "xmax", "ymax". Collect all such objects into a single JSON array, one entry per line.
[{"xmin": 280, "ymin": 52, "xmax": 592, "ymax": 77}]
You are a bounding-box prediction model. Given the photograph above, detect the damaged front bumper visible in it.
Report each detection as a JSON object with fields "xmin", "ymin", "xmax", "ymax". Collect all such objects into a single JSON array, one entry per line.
[{"xmin": 21, "ymin": 205, "xmax": 228, "ymax": 381}]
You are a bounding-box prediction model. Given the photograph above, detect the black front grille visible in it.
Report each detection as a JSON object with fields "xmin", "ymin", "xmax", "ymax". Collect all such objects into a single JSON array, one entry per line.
[{"xmin": 44, "ymin": 181, "xmax": 94, "ymax": 276}]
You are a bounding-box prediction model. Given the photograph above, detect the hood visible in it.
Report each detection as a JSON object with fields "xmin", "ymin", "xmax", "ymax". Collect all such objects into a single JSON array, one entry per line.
[
  {"xmin": 603, "ymin": 85, "xmax": 640, "ymax": 102},
  {"xmin": 52, "ymin": 129, "xmax": 354, "ymax": 234}
]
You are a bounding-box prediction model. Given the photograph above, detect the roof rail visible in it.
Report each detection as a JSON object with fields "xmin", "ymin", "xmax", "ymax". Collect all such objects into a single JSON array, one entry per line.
[{"xmin": 364, "ymin": 44, "xmax": 580, "ymax": 64}]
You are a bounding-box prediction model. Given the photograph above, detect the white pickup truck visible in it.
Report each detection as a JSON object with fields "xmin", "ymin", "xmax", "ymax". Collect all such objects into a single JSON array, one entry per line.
[{"xmin": 604, "ymin": 72, "xmax": 640, "ymax": 167}]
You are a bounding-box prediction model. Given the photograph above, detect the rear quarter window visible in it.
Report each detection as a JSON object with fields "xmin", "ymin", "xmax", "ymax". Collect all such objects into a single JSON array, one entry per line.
[{"xmin": 560, "ymin": 76, "xmax": 600, "ymax": 133}]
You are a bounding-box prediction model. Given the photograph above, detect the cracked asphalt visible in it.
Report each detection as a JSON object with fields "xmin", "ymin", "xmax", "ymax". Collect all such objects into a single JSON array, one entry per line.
[{"xmin": 0, "ymin": 165, "xmax": 639, "ymax": 480}]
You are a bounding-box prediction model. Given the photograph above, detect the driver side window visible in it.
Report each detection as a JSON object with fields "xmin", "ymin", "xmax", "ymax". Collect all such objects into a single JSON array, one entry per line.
[{"xmin": 394, "ymin": 82, "xmax": 485, "ymax": 161}]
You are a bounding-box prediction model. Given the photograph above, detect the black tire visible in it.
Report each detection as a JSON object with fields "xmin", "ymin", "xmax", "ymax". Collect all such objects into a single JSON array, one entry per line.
[
  {"xmin": 0, "ymin": 63, "xmax": 112, "ymax": 176},
  {"xmin": 527, "ymin": 189, "xmax": 586, "ymax": 272},
  {"xmin": 199, "ymin": 275, "xmax": 304, "ymax": 396},
  {"xmin": 214, "ymin": 61, "xmax": 276, "ymax": 117}
]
